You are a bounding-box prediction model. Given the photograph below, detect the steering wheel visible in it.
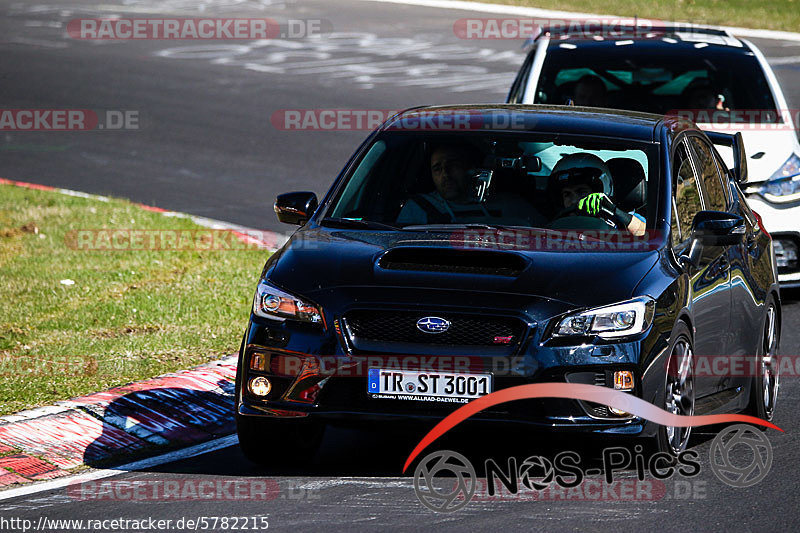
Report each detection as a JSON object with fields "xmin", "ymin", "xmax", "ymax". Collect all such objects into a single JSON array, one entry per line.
[
  {"xmin": 550, "ymin": 204, "xmax": 621, "ymax": 230},
  {"xmin": 552, "ymin": 204, "xmax": 583, "ymax": 220}
]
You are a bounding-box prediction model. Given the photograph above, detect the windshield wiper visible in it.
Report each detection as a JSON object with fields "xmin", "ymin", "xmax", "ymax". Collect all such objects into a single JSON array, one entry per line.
[
  {"xmin": 402, "ymin": 223, "xmax": 528, "ymax": 231},
  {"xmin": 320, "ymin": 217, "xmax": 404, "ymax": 231},
  {"xmin": 401, "ymin": 224, "xmax": 611, "ymax": 243}
]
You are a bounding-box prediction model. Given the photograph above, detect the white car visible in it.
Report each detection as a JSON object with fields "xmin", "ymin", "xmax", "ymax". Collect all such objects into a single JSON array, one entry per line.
[{"xmin": 508, "ymin": 25, "xmax": 800, "ymax": 285}]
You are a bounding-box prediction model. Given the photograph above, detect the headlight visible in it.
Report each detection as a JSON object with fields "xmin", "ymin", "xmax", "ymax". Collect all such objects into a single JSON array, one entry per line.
[
  {"xmin": 553, "ymin": 297, "xmax": 655, "ymax": 339},
  {"xmin": 759, "ymin": 153, "xmax": 800, "ymax": 203},
  {"xmin": 253, "ymin": 281, "xmax": 322, "ymax": 323}
]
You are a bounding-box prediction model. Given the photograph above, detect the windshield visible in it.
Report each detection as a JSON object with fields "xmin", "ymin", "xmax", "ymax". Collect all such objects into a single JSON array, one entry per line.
[
  {"xmin": 534, "ymin": 44, "xmax": 779, "ymax": 122},
  {"xmin": 325, "ymin": 132, "xmax": 657, "ymax": 233}
]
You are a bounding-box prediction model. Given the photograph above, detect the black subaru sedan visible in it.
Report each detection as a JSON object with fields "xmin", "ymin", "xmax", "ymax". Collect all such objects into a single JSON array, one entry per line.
[{"xmin": 235, "ymin": 105, "xmax": 780, "ymax": 462}]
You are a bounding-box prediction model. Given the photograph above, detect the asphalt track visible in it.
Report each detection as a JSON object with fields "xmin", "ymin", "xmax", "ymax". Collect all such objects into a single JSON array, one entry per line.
[{"xmin": 2, "ymin": 0, "xmax": 800, "ymax": 530}]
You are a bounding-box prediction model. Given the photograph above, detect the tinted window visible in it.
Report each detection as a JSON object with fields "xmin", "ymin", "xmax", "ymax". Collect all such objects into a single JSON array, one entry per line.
[
  {"xmin": 534, "ymin": 44, "xmax": 778, "ymax": 121},
  {"xmin": 326, "ymin": 129, "xmax": 656, "ymax": 232},
  {"xmin": 689, "ymin": 137, "xmax": 727, "ymax": 212},
  {"xmin": 673, "ymin": 142, "xmax": 703, "ymax": 249}
]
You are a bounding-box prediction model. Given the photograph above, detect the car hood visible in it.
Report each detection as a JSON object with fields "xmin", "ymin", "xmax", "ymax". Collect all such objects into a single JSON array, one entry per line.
[
  {"xmin": 267, "ymin": 227, "xmax": 659, "ymax": 310},
  {"xmin": 699, "ymin": 125, "xmax": 800, "ymax": 184}
]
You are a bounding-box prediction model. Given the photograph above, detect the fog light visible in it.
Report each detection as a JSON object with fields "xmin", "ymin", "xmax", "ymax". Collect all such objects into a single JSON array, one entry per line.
[
  {"xmin": 773, "ymin": 239, "xmax": 798, "ymax": 270},
  {"xmin": 249, "ymin": 376, "xmax": 272, "ymax": 397},
  {"xmin": 609, "ymin": 371, "xmax": 634, "ymax": 416},
  {"xmin": 614, "ymin": 371, "xmax": 634, "ymax": 391},
  {"xmin": 250, "ymin": 353, "xmax": 267, "ymax": 371}
]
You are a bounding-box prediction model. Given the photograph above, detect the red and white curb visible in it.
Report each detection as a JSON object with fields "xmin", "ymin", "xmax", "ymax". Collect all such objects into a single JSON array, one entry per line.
[
  {"xmin": 0, "ymin": 178, "xmax": 287, "ymax": 492},
  {"xmin": 0, "ymin": 178, "xmax": 289, "ymax": 251},
  {"xmin": 0, "ymin": 356, "xmax": 238, "ymax": 489}
]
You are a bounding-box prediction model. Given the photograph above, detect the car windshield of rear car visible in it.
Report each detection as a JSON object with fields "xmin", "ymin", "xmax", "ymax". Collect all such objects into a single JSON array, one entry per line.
[{"xmin": 534, "ymin": 43, "xmax": 780, "ymax": 122}]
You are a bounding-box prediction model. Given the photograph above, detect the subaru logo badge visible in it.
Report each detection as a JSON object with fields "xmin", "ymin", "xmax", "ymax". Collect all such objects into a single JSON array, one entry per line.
[{"xmin": 417, "ymin": 317, "xmax": 450, "ymax": 334}]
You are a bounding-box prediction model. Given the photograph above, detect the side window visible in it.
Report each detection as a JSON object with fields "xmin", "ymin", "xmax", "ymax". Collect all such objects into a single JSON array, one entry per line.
[
  {"xmin": 713, "ymin": 151, "xmax": 734, "ymax": 205},
  {"xmin": 328, "ymin": 140, "xmax": 387, "ymax": 218},
  {"xmin": 672, "ymin": 142, "xmax": 704, "ymax": 250},
  {"xmin": 689, "ymin": 137, "xmax": 727, "ymax": 212},
  {"xmin": 507, "ymin": 51, "xmax": 534, "ymax": 104}
]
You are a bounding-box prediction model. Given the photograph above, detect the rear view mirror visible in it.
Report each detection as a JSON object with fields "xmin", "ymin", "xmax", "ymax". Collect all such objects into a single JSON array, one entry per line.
[
  {"xmin": 523, "ymin": 155, "xmax": 543, "ymax": 172},
  {"xmin": 274, "ymin": 191, "xmax": 318, "ymax": 225},
  {"xmin": 483, "ymin": 154, "xmax": 542, "ymax": 172}
]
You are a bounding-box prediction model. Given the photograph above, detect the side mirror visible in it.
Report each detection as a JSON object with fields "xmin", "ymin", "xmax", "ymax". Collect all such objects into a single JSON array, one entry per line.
[
  {"xmin": 706, "ymin": 130, "xmax": 748, "ymax": 184},
  {"xmin": 691, "ymin": 210, "xmax": 745, "ymax": 246},
  {"xmin": 274, "ymin": 191, "xmax": 318, "ymax": 225},
  {"xmin": 732, "ymin": 132, "xmax": 748, "ymax": 184}
]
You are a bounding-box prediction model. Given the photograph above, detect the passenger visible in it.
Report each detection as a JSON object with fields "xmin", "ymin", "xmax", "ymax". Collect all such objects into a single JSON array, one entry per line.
[
  {"xmin": 549, "ymin": 153, "xmax": 646, "ymax": 236},
  {"xmin": 682, "ymin": 79, "xmax": 728, "ymax": 111},
  {"xmin": 573, "ymin": 75, "xmax": 608, "ymax": 107}
]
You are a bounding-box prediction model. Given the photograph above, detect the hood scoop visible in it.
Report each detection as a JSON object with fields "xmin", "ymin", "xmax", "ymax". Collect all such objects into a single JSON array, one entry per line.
[{"xmin": 378, "ymin": 247, "xmax": 527, "ymax": 277}]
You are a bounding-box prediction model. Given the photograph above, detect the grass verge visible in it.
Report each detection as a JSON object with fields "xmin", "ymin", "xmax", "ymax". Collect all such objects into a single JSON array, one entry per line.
[
  {"xmin": 462, "ymin": 0, "xmax": 800, "ymax": 34},
  {"xmin": 0, "ymin": 183, "xmax": 269, "ymax": 415}
]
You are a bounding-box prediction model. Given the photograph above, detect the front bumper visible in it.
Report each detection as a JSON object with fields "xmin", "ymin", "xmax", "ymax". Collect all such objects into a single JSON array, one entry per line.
[
  {"xmin": 236, "ymin": 310, "xmax": 670, "ymax": 439},
  {"xmin": 746, "ymin": 194, "xmax": 800, "ymax": 286}
]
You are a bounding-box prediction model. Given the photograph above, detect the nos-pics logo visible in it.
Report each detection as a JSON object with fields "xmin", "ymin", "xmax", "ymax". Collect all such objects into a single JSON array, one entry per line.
[{"xmin": 413, "ymin": 424, "xmax": 773, "ymax": 512}]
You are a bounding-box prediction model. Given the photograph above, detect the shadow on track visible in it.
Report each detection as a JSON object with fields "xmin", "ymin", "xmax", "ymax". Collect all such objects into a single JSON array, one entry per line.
[{"xmin": 81, "ymin": 381, "xmax": 727, "ymax": 478}]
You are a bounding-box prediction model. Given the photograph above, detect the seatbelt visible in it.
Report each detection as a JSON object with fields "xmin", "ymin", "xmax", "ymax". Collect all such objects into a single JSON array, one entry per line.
[{"xmin": 411, "ymin": 194, "xmax": 453, "ymax": 224}]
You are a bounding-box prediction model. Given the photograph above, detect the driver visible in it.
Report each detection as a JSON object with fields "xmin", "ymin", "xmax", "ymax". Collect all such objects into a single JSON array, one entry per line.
[
  {"xmin": 397, "ymin": 143, "xmax": 545, "ymax": 226},
  {"xmin": 549, "ymin": 153, "xmax": 645, "ymax": 236}
]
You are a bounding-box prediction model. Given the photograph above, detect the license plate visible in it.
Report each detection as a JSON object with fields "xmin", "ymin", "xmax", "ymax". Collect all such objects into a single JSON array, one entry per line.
[{"xmin": 367, "ymin": 368, "xmax": 492, "ymax": 402}]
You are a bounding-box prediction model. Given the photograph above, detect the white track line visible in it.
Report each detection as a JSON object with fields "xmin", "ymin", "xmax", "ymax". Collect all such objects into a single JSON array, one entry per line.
[
  {"xmin": 358, "ymin": 0, "xmax": 800, "ymax": 42},
  {"xmin": 0, "ymin": 435, "xmax": 239, "ymax": 502},
  {"xmin": 48, "ymin": 183, "xmax": 288, "ymax": 250}
]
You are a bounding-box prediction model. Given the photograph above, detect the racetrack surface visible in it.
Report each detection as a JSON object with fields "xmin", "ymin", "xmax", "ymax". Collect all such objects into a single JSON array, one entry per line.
[{"xmin": 2, "ymin": 0, "xmax": 800, "ymax": 530}]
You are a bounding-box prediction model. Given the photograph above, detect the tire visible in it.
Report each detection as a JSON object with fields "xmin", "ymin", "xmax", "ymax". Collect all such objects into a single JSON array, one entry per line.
[
  {"xmin": 654, "ymin": 321, "xmax": 695, "ymax": 456},
  {"xmin": 746, "ymin": 296, "xmax": 779, "ymax": 426},
  {"xmin": 236, "ymin": 414, "xmax": 325, "ymax": 467}
]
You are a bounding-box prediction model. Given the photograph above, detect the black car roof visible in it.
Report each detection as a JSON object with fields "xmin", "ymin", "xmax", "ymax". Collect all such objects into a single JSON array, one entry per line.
[{"xmin": 380, "ymin": 104, "xmax": 693, "ymax": 142}]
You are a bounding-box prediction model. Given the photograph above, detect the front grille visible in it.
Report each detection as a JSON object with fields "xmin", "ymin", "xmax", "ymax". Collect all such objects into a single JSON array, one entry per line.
[{"xmin": 344, "ymin": 310, "xmax": 525, "ymax": 346}]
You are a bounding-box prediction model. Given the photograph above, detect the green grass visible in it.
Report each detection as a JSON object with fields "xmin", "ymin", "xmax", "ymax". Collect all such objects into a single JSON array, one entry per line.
[
  {"xmin": 0, "ymin": 184, "xmax": 269, "ymax": 415},
  {"xmin": 465, "ymin": 0, "xmax": 800, "ymax": 33}
]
